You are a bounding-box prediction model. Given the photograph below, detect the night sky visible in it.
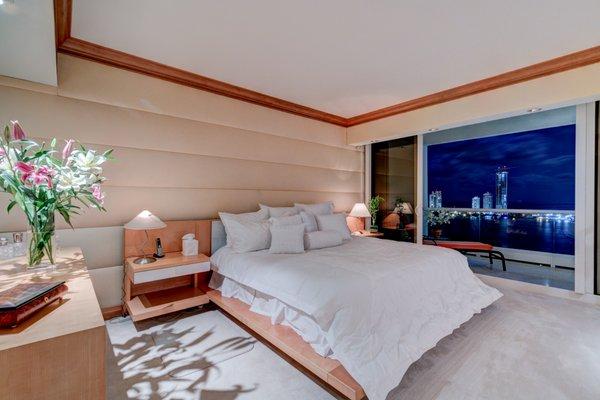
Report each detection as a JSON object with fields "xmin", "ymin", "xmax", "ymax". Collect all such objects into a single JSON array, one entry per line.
[{"xmin": 427, "ymin": 124, "xmax": 575, "ymax": 210}]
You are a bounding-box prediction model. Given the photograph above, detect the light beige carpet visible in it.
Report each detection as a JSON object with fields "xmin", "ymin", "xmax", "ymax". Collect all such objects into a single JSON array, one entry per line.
[{"xmin": 106, "ymin": 285, "xmax": 600, "ymax": 400}]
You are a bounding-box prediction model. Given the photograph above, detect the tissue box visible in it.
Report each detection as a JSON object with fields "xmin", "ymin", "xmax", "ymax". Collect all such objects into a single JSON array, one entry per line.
[{"xmin": 182, "ymin": 239, "xmax": 199, "ymax": 256}]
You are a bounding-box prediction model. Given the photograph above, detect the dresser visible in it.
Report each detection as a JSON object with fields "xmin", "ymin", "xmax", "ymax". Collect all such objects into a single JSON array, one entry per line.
[{"xmin": 0, "ymin": 248, "xmax": 105, "ymax": 400}]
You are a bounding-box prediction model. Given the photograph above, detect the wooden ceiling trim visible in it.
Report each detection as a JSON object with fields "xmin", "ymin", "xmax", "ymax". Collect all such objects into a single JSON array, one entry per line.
[
  {"xmin": 346, "ymin": 45, "xmax": 600, "ymax": 126},
  {"xmin": 53, "ymin": 0, "xmax": 72, "ymax": 47},
  {"xmin": 53, "ymin": 2, "xmax": 600, "ymax": 128},
  {"xmin": 57, "ymin": 37, "xmax": 348, "ymax": 126}
]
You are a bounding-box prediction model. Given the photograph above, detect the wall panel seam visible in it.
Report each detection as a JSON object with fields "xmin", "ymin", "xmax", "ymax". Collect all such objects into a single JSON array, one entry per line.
[
  {"xmin": 36, "ymin": 138, "xmax": 364, "ymax": 173},
  {"xmin": 51, "ymin": 88, "xmax": 359, "ymax": 153},
  {"xmin": 99, "ymin": 185, "xmax": 363, "ymax": 195}
]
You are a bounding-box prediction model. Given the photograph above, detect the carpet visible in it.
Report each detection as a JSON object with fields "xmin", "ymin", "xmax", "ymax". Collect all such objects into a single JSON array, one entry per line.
[{"xmin": 106, "ymin": 284, "xmax": 600, "ymax": 400}]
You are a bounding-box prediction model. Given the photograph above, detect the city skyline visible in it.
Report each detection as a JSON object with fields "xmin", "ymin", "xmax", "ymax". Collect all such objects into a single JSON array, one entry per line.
[{"xmin": 427, "ymin": 124, "xmax": 576, "ymax": 210}]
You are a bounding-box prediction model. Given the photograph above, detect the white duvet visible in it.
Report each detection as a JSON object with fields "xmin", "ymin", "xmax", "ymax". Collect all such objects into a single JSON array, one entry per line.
[{"xmin": 211, "ymin": 237, "xmax": 502, "ymax": 400}]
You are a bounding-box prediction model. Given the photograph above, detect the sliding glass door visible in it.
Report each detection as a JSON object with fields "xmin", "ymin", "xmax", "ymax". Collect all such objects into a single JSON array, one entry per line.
[{"xmin": 371, "ymin": 136, "xmax": 417, "ymax": 242}]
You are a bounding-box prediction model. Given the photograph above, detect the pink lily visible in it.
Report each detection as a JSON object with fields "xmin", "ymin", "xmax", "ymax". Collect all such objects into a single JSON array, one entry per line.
[
  {"xmin": 14, "ymin": 162, "xmax": 54, "ymax": 188},
  {"xmin": 10, "ymin": 121, "xmax": 26, "ymax": 140},
  {"xmin": 14, "ymin": 161, "xmax": 34, "ymax": 181},
  {"xmin": 62, "ymin": 139, "xmax": 74, "ymax": 160},
  {"xmin": 91, "ymin": 184, "xmax": 105, "ymax": 204}
]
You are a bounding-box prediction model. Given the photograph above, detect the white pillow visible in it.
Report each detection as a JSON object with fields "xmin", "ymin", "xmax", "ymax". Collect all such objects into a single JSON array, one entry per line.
[
  {"xmin": 219, "ymin": 209, "xmax": 269, "ymax": 247},
  {"xmin": 259, "ymin": 204, "xmax": 299, "ymax": 217},
  {"xmin": 294, "ymin": 201, "xmax": 334, "ymax": 216},
  {"xmin": 269, "ymin": 224, "xmax": 305, "ymax": 254},
  {"xmin": 270, "ymin": 214, "xmax": 303, "ymax": 226},
  {"xmin": 220, "ymin": 219, "xmax": 271, "ymax": 253},
  {"xmin": 299, "ymin": 211, "xmax": 318, "ymax": 233},
  {"xmin": 315, "ymin": 213, "xmax": 351, "ymax": 240},
  {"xmin": 304, "ymin": 230, "xmax": 343, "ymax": 250}
]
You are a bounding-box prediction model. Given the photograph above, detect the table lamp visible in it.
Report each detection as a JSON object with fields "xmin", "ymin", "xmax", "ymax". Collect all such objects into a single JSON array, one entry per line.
[
  {"xmin": 401, "ymin": 202, "xmax": 414, "ymax": 215},
  {"xmin": 349, "ymin": 203, "xmax": 371, "ymax": 231},
  {"xmin": 124, "ymin": 210, "xmax": 167, "ymax": 264}
]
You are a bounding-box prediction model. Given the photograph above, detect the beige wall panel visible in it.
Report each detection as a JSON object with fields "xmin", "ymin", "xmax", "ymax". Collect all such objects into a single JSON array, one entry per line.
[
  {"xmin": 26, "ymin": 136, "xmax": 361, "ymax": 193},
  {"xmin": 0, "ymin": 188, "xmax": 361, "ymax": 231},
  {"xmin": 58, "ymin": 54, "xmax": 353, "ymax": 150},
  {"xmin": 61, "ymin": 142, "xmax": 361, "ymax": 193},
  {"xmin": 0, "ymin": 75, "xmax": 57, "ymax": 95},
  {"xmin": 347, "ymin": 62, "xmax": 600, "ymax": 145},
  {"xmin": 0, "ymin": 86, "xmax": 362, "ymax": 172}
]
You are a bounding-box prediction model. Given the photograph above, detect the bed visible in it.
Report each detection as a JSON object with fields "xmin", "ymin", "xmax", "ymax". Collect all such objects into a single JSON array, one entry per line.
[{"xmin": 208, "ymin": 222, "xmax": 502, "ymax": 400}]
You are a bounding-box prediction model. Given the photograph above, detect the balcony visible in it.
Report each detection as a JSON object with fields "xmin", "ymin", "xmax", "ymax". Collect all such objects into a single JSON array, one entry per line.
[{"xmin": 423, "ymin": 208, "xmax": 574, "ymax": 290}]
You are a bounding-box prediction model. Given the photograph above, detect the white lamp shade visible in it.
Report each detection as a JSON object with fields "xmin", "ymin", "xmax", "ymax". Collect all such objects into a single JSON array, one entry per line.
[
  {"xmin": 349, "ymin": 203, "xmax": 371, "ymax": 218},
  {"xmin": 124, "ymin": 210, "xmax": 167, "ymax": 230},
  {"xmin": 401, "ymin": 202, "xmax": 414, "ymax": 214}
]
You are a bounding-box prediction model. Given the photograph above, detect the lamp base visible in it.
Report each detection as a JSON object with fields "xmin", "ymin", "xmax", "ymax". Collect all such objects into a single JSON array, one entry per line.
[{"xmin": 133, "ymin": 256, "xmax": 157, "ymax": 265}]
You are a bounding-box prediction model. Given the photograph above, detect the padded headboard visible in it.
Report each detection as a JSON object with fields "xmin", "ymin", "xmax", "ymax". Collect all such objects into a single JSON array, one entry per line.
[
  {"xmin": 124, "ymin": 219, "xmax": 215, "ymax": 258},
  {"xmin": 211, "ymin": 220, "xmax": 227, "ymax": 254}
]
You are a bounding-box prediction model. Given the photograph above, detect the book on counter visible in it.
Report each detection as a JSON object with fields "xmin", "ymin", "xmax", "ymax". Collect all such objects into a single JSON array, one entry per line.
[{"xmin": 0, "ymin": 281, "xmax": 68, "ymax": 328}]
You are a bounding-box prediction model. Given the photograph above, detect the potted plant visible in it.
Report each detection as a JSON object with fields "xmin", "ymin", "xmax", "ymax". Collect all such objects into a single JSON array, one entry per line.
[
  {"xmin": 426, "ymin": 209, "xmax": 453, "ymax": 238},
  {"xmin": 368, "ymin": 195, "xmax": 385, "ymax": 232},
  {"xmin": 0, "ymin": 121, "xmax": 112, "ymax": 267}
]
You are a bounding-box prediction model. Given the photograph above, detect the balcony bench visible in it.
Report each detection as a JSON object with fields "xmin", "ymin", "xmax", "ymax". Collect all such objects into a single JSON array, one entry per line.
[{"xmin": 423, "ymin": 239, "xmax": 507, "ymax": 271}]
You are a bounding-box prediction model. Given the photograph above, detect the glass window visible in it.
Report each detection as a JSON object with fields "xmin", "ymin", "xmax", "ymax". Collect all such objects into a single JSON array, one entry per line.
[{"xmin": 371, "ymin": 136, "xmax": 417, "ymax": 242}]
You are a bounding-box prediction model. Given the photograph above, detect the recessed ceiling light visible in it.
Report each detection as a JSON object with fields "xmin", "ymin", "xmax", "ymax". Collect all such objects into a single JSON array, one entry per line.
[
  {"xmin": 428, "ymin": 128, "xmax": 438, "ymax": 132},
  {"xmin": 527, "ymin": 107, "xmax": 542, "ymax": 113}
]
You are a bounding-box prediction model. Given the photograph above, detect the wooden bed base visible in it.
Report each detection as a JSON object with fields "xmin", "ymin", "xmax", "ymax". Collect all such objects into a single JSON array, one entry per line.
[
  {"xmin": 207, "ymin": 289, "xmax": 366, "ymax": 400},
  {"xmin": 124, "ymin": 218, "xmax": 366, "ymax": 399}
]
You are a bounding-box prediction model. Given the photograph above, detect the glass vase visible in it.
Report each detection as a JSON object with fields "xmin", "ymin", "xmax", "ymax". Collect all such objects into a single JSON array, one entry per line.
[{"xmin": 27, "ymin": 212, "xmax": 56, "ymax": 268}]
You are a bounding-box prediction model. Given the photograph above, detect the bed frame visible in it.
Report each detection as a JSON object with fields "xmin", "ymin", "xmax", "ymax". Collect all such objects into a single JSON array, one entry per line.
[{"xmin": 125, "ymin": 218, "xmax": 366, "ymax": 400}]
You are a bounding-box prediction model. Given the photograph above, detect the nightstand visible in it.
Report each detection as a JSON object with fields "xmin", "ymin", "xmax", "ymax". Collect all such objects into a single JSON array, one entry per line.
[
  {"xmin": 123, "ymin": 252, "xmax": 210, "ymax": 321},
  {"xmin": 352, "ymin": 230, "xmax": 384, "ymax": 238}
]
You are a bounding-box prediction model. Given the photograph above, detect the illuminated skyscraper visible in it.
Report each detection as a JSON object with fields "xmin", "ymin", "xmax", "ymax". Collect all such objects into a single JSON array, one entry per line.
[
  {"xmin": 495, "ymin": 167, "xmax": 508, "ymax": 209},
  {"xmin": 482, "ymin": 192, "xmax": 493, "ymax": 209},
  {"xmin": 429, "ymin": 190, "xmax": 442, "ymax": 208},
  {"xmin": 471, "ymin": 196, "xmax": 480, "ymax": 209}
]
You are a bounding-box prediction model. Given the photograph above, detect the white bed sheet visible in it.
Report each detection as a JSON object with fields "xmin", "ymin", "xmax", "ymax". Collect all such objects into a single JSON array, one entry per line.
[
  {"xmin": 210, "ymin": 237, "xmax": 502, "ymax": 400},
  {"xmin": 209, "ymin": 272, "xmax": 333, "ymax": 357}
]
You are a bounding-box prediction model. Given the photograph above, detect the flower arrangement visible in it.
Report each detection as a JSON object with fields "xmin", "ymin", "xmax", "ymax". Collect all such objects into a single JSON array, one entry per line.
[{"xmin": 0, "ymin": 121, "xmax": 112, "ymax": 267}]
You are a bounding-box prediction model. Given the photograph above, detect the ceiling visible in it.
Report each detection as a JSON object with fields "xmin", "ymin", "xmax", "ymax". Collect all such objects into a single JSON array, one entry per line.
[
  {"xmin": 0, "ymin": 1, "xmax": 598, "ymax": 120},
  {"xmin": 0, "ymin": 0, "xmax": 56, "ymax": 86},
  {"xmin": 71, "ymin": 0, "xmax": 600, "ymax": 117}
]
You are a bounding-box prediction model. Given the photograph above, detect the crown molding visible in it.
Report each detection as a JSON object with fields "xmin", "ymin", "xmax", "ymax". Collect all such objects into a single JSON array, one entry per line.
[
  {"xmin": 57, "ymin": 37, "xmax": 348, "ymax": 126},
  {"xmin": 54, "ymin": 0, "xmax": 71, "ymax": 48},
  {"xmin": 345, "ymin": 45, "xmax": 600, "ymax": 126},
  {"xmin": 54, "ymin": 1, "xmax": 600, "ymax": 128}
]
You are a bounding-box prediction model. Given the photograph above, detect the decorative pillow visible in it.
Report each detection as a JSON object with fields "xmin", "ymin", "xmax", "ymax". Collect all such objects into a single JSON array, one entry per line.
[
  {"xmin": 220, "ymin": 218, "xmax": 271, "ymax": 253},
  {"xmin": 304, "ymin": 230, "xmax": 343, "ymax": 250},
  {"xmin": 219, "ymin": 209, "xmax": 269, "ymax": 247},
  {"xmin": 294, "ymin": 201, "xmax": 334, "ymax": 216},
  {"xmin": 269, "ymin": 224, "xmax": 305, "ymax": 254},
  {"xmin": 270, "ymin": 214, "xmax": 303, "ymax": 226},
  {"xmin": 259, "ymin": 204, "xmax": 299, "ymax": 218},
  {"xmin": 315, "ymin": 213, "xmax": 351, "ymax": 240},
  {"xmin": 299, "ymin": 211, "xmax": 318, "ymax": 233}
]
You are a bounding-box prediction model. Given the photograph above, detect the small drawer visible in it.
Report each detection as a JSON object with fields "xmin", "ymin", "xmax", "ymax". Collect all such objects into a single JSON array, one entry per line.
[{"xmin": 133, "ymin": 261, "xmax": 210, "ymax": 284}]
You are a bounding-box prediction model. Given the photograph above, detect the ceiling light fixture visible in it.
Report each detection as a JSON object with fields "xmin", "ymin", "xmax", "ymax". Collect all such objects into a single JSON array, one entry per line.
[
  {"xmin": 527, "ymin": 107, "xmax": 542, "ymax": 113},
  {"xmin": 427, "ymin": 128, "xmax": 438, "ymax": 132}
]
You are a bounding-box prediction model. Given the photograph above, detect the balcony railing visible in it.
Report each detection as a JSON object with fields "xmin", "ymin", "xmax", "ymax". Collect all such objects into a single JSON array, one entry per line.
[{"xmin": 423, "ymin": 208, "xmax": 575, "ymax": 256}]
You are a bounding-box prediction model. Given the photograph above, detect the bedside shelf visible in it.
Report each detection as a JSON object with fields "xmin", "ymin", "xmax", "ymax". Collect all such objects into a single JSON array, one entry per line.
[
  {"xmin": 123, "ymin": 252, "xmax": 211, "ymax": 322},
  {"xmin": 127, "ymin": 286, "xmax": 209, "ymax": 322}
]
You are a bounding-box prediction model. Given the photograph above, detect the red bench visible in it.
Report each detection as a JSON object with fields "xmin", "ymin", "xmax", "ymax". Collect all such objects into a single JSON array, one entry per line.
[{"xmin": 423, "ymin": 239, "xmax": 506, "ymax": 271}]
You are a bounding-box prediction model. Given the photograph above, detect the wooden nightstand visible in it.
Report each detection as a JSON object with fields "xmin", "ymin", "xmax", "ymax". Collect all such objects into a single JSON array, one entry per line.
[
  {"xmin": 352, "ymin": 230, "xmax": 384, "ymax": 238},
  {"xmin": 123, "ymin": 252, "xmax": 210, "ymax": 322}
]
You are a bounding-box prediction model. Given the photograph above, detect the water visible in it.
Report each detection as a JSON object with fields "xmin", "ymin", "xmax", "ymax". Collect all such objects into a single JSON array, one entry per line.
[{"xmin": 428, "ymin": 213, "xmax": 574, "ymax": 255}]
